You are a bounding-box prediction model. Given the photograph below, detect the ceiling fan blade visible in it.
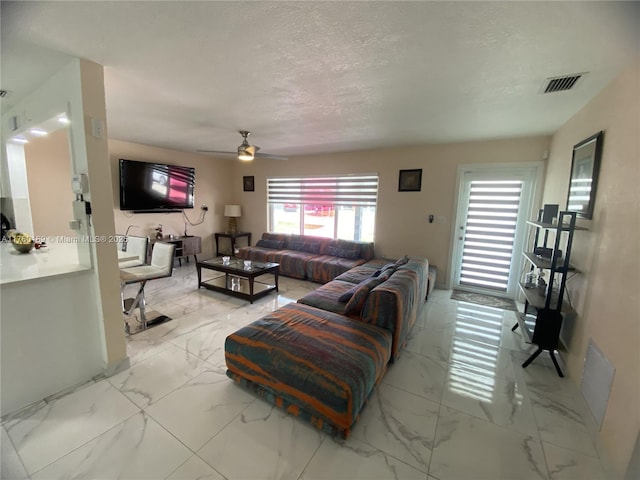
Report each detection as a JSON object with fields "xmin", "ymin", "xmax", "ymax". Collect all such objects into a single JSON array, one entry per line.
[
  {"xmin": 254, "ymin": 152, "xmax": 288, "ymax": 161},
  {"xmin": 197, "ymin": 149, "xmax": 287, "ymax": 160},
  {"xmin": 196, "ymin": 150, "xmax": 236, "ymax": 155}
]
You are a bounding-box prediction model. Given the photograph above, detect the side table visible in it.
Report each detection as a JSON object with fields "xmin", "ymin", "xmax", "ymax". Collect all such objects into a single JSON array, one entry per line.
[{"xmin": 215, "ymin": 232, "xmax": 252, "ymax": 256}]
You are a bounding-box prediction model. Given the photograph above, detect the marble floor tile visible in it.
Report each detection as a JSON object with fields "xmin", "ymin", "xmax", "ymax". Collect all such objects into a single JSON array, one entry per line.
[
  {"xmin": 145, "ymin": 370, "xmax": 255, "ymax": 451},
  {"xmin": 166, "ymin": 455, "xmax": 226, "ymax": 480},
  {"xmin": 197, "ymin": 400, "xmax": 324, "ymax": 480},
  {"xmin": 382, "ymin": 350, "xmax": 447, "ymax": 404},
  {"xmin": 415, "ymin": 301, "xmax": 458, "ymax": 331},
  {"xmin": 126, "ymin": 329, "xmax": 175, "ymax": 366},
  {"xmin": 3, "ymin": 269, "xmax": 609, "ymax": 480},
  {"xmin": 1, "ymin": 426, "xmax": 29, "ymax": 480},
  {"xmin": 518, "ymin": 359, "xmax": 584, "ymax": 402},
  {"xmin": 169, "ymin": 315, "xmax": 241, "ymax": 372},
  {"xmin": 301, "ymin": 435, "xmax": 426, "ymax": 480},
  {"xmin": 406, "ymin": 323, "xmax": 455, "ymax": 364},
  {"xmin": 351, "ymin": 383, "xmax": 439, "ymax": 473},
  {"xmin": 429, "ymin": 406, "xmax": 548, "ymax": 480},
  {"xmin": 108, "ymin": 345, "xmax": 210, "ymax": 408},
  {"xmin": 30, "ymin": 412, "xmax": 191, "ymax": 480},
  {"xmin": 530, "ymin": 391, "xmax": 598, "ymax": 457},
  {"xmin": 4, "ymin": 381, "xmax": 139, "ymax": 475},
  {"xmin": 451, "ymin": 302, "xmax": 508, "ymax": 348},
  {"xmin": 440, "ymin": 337, "xmax": 539, "ymax": 436},
  {"xmin": 543, "ymin": 443, "xmax": 607, "ymax": 480}
]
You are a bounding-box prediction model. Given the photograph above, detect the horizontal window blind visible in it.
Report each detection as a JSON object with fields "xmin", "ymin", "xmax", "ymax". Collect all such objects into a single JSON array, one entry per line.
[
  {"xmin": 267, "ymin": 175, "xmax": 378, "ymax": 206},
  {"xmin": 460, "ymin": 180, "xmax": 522, "ymax": 292}
]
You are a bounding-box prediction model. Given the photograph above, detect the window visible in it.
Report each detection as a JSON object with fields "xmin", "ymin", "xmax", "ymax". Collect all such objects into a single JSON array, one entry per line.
[{"xmin": 267, "ymin": 175, "xmax": 378, "ymax": 241}]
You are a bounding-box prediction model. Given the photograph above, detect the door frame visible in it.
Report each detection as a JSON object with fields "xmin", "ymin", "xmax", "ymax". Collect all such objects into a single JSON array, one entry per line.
[{"xmin": 447, "ymin": 162, "xmax": 545, "ymax": 294}]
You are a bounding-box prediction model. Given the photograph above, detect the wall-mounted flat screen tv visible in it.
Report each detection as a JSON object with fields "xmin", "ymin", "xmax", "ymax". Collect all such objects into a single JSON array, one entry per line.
[{"xmin": 119, "ymin": 158, "xmax": 195, "ymax": 211}]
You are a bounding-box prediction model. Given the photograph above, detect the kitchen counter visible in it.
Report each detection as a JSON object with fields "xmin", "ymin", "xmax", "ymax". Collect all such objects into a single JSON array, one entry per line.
[{"xmin": 0, "ymin": 241, "xmax": 89, "ymax": 285}]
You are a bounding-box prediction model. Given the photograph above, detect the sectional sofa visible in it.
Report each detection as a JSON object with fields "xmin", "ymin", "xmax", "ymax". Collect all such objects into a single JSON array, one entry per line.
[
  {"xmin": 225, "ymin": 253, "xmax": 430, "ymax": 438},
  {"xmin": 237, "ymin": 232, "xmax": 375, "ymax": 283}
]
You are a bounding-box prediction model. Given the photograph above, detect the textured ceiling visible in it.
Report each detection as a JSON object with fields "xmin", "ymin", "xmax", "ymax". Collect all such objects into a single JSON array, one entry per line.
[{"xmin": 1, "ymin": 1, "xmax": 639, "ymax": 157}]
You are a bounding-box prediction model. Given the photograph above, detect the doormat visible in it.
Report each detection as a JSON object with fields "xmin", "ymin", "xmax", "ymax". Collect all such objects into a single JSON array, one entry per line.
[{"xmin": 451, "ymin": 290, "xmax": 518, "ymax": 312}]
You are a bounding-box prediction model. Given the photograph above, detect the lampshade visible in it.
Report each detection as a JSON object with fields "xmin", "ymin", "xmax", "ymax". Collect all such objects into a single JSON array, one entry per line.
[{"xmin": 224, "ymin": 205, "xmax": 242, "ymax": 217}]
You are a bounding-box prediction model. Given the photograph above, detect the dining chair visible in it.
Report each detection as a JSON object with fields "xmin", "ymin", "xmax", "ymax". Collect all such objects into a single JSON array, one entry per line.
[
  {"xmin": 120, "ymin": 242, "xmax": 176, "ymax": 333},
  {"xmin": 117, "ymin": 234, "xmax": 149, "ymax": 268}
]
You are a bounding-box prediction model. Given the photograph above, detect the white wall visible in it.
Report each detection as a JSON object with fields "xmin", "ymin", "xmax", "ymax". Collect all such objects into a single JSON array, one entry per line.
[
  {"xmin": 230, "ymin": 136, "xmax": 551, "ymax": 286},
  {"xmin": 542, "ymin": 59, "xmax": 640, "ymax": 477},
  {"xmin": 109, "ymin": 140, "xmax": 233, "ymax": 259},
  {"xmin": 24, "ymin": 128, "xmax": 75, "ymax": 238},
  {"xmin": 0, "ymin": 58, "xmax": 127, "ymax": 415}
]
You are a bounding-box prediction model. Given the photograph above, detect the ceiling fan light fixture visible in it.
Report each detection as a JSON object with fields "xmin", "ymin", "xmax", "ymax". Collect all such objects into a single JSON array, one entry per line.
[{"xmin": 238, "ymin": 145, "xmax": 254, "ymax": 161}]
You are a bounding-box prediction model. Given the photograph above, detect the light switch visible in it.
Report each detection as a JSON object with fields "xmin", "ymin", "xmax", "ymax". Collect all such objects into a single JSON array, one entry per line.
[{"xmin": 91, "ymin": 117, "xmax": 104, "ymax": 138}]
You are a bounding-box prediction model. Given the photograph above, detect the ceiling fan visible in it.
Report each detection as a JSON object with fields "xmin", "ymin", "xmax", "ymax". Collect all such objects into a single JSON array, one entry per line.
[{"xmin": 198, "ymin": 130, "xmax": 288, "ymax": 161}]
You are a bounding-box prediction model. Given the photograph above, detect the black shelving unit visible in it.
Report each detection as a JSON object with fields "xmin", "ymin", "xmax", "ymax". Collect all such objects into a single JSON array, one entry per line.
[{"xmin": 511, "ymin": 210, "xmax": 582, "ymax": 377}]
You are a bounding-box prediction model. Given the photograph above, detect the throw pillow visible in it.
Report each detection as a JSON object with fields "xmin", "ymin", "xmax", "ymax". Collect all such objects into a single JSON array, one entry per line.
[
  {"xmin": 256, "ymin": 239, "xmax": 285, "ymax": 249},
  {"xmin": 290, "ymin": 241, "xmax": 321, "ymax": 254},
  {"xmin": 344, "ymin": 276, "xmax": 384, "ymax": 315},
  {"xmin": 338, "ymin": 284, "xmax": 359, "ymax": 303},
  {"xmin": 377, "ymin": 268, "xmax": 395, "ymax": 282},
  {"xmin": 372, "ymin": 262, "xmax": 396, "ymax": 277},
  {"xmin": 395, "ymin": 255, "xmax": 410, "ymax": 266}
]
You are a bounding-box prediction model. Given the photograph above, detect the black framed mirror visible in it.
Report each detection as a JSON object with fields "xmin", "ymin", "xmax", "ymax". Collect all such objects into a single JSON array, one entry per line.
[{"xmin": 566, "ymin": 131, "xmax": 604, "ymax": 219}]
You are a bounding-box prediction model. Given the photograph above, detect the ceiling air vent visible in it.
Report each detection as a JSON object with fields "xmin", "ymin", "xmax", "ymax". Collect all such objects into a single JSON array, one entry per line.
[{"xmin": 541, "ymin": 73, "xmax": 585, "ymax": 94}]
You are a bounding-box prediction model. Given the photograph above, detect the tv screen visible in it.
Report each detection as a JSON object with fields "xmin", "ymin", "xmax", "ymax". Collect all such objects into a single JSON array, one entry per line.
[{"xmin": 119, "ymin": 159, "xmax": 195, "ymax": 211}]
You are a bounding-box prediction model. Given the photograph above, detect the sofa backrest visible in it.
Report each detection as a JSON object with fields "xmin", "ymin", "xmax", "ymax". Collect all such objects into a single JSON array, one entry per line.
[
  {"xmin": 261, "ymin": 232, "xmax": 374, "ymax": 260},
  {"xmin": 360, "ymin": 256, "xmax": 429, "ymax": 359}
]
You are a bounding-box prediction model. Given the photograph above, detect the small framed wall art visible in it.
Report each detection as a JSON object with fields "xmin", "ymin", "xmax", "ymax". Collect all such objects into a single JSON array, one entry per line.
[
  {"xmin": 566, "ymin": 131, "xmax": 604, "ymax": 219},
  {"xmin": 398, "ymin": 169, "xmax": 422, "ymax": 192},
  {"xmin": 243, "ymin": 175, "xmax": 255, "ymax": 192}
]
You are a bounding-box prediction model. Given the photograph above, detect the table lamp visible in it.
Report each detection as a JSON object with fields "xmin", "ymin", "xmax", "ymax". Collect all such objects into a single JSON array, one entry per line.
[{"xmin": 224, "ymin": 205, "xmax": 241, "ymax": 234}]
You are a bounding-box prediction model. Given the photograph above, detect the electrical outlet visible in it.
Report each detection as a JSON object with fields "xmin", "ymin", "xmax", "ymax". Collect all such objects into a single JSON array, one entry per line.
[{"xmin": 201, "ymin": 204, "xmax": 208, "ymax": 211}]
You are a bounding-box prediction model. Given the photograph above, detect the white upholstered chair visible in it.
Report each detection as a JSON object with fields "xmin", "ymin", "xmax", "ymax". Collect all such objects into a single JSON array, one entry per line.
[
  {"xmin": 120, "ymin": 242, "xmax": 176, "ymax": 333},
  {"xmin": 117, "ymin": 234, "xmax": 149, "ymax": 268}
]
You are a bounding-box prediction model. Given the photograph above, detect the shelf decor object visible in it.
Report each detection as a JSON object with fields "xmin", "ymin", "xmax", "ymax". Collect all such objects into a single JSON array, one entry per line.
[
  {"xmin": 566, "ymin": 131, "xmax": 604, "ymax": 219},
  {"xmin": 398, "ymin": 169, "xmax": 422, "ymax": 192}
]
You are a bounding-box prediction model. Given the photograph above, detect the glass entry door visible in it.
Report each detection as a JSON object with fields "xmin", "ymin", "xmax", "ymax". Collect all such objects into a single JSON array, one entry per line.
[{"xmin": 452, "ymin": 168, "xmax": 537, "ymax": 298}]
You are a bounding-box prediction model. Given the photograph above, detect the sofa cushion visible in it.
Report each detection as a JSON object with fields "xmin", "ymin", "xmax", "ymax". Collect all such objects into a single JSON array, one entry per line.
[
  {"xmin": 297, "ymin": 279, "xmax": 354, "ymax": 315},
  {"xmin": 290, "ymin": 241, "xmax": 322, "ymax": 254},
  {"xmin": 305, "ymin": 255, "xmax": 366, "ymax": 284},
  {"xmin": 359, "ymin": 242, "xmax": 376, "ymax": 261},
  {"xmin": 276, "ymin": 250, "xmax": 321, "ymax": 279},
  {"xmin": 327, "ymin": 239, "xmax": 361, "ymax": 259},
  {"xmin": 338, "ymin": 268, "xmax": 392, "ymax": 302},
  {"xmin": 333, "ymin": 259, "xmax": 388, "ymax": 284},
  {"xmin": 262, "ymin": 232, "xmax": 289, "ymax": 242},
  {"xmin": 237, "ymin": 246, "xmax": 282, "ymax": 263},
  {"xmin": 256, "ymin": 239, "xmax": 286, "ymax": 249},
  {"xmin": 345, "ymin": 276, "xmax": 385, "ymax": 315},
  {"xmin": 225, "ymin": 302, "xmax": 392, "ymax": 438}
]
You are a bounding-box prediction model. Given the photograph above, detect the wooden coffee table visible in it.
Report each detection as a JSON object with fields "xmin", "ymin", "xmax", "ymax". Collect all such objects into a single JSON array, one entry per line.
[{"xmin": 197, "ymin": 258, "xmax": 279, "ymax": 303}]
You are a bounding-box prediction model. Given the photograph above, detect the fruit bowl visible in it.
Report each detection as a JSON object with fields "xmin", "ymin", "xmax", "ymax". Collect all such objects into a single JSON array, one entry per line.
[{"xmin": 11, "ymin": 233, "xmax": 35, "ymax": 253}]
